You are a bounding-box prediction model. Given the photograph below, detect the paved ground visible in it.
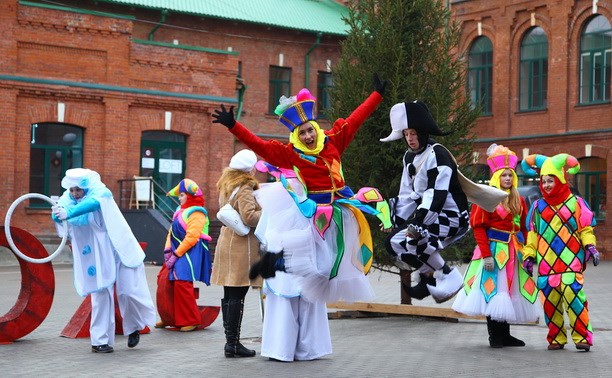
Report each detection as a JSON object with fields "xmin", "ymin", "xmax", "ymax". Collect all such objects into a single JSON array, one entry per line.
[{"xmin": 0, "ymin": 252, "xmax": 610, "ymax": 377}]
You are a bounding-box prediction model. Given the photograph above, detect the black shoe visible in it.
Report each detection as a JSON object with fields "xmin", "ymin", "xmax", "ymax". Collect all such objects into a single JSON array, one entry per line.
[
  {"xmin": 127, "ymin": 330, "xmax": 140, "ymax": 348},
  {"xmin": 503, "ymin": 334, "xmax": 525, "ymax": 347},
  {"xmin": 224, "ymin": 342, "xmax": 256, "ymax": 358},
  {"xmin": 547, "ymin": 343, "xmax": 564, "ymax": 350},
  {"xmin": 403, "ymin": 273, "xmax": 435, "ymax": 300},
  {"xmin": 91, "ymin": 344, "xmax": 114, "ymax": 353},
  {"xmin": 499, "ymin": 322, "xmax": 525, "ymax": 347},
  {"xmin": 576, "ymin": 342, "xmax": 591, "ymax": 352}
]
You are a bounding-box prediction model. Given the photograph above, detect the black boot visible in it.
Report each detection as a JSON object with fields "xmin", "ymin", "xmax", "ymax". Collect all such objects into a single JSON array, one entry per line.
[
  {"xmin": 402, "ymin": 273, "xmax": 435, "ymax": 300},
  {"xmin": 499, "ymin": 321, "xmax": 525, "ymax": 347},
  {"xmin": 224, "ymin": 298, "xmax": 256, "ymax": 358},
  {"xmin": 486, "ymin": 317, "xmax": 504, "ymax": 348},
  {"xmin": 221, "ymin": 297, "xmax": 229, "ymax": 338},
  {"xmin": 249, "ymin": 251, "xmax": 285, "ymax": 279}
]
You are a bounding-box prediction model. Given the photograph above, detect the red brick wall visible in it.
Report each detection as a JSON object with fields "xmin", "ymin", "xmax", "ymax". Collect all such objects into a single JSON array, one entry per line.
[
  {"xmin": 452, "ymin": 0, "xmax": 612, "ymax": 253},
  {"xmin": 0, "ymin": 0, "xmax": 341, "ymax": 239}
]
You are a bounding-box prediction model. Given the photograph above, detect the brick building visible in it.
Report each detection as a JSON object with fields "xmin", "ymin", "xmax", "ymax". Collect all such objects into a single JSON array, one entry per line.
[
  {"xmin": 451, "ymin": 0, "xmax": 612, "ymax": 252},
  {"xmin": 0, "ymin": 0, "xmax": 345, "ymax": 240}
]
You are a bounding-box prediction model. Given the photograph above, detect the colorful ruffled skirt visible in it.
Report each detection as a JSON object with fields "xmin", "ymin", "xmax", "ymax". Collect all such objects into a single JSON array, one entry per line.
[{"xmin": 254, "ymin": 181, "xmax": 374, "ymax": 303}]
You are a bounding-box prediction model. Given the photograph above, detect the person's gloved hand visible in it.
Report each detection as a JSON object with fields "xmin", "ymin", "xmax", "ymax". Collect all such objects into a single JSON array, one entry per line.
[
  {"xmin": 585, "ymin": 244, "xmax": 600, "ymax": 267},
  {"xmin": 522, "ymin": 257, "xmax": 535, "ymax": 276},
  {"xmin": 52, "ymin": 205, "xmax": 68, "ymax": 221},
  {"xmin": 406, "ymin": 224, "xmax": 428, "ymax": 241},
  {"xmin": 163, "ymin": 249, "xmax": 172, "ymax": 263},
  {"xmin": 373, "ymin": 73, "xmax": 388, "ymax": 96},
  {"xmin": 165, "ymin": 253, "xmax": 178, "ymax": 269},
  {"xmin": 212, "ymin": 104, "xmax": 236, "ymax": 129},
  {"xmin": 483, "ymin": 256, "xmax": 494, "ymax": 272}
]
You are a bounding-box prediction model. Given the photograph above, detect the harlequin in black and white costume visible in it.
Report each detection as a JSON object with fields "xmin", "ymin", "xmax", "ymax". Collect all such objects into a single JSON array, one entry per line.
[{"xmin": 381, "ymin": 101, "xmax": 470, "ymax": 303}]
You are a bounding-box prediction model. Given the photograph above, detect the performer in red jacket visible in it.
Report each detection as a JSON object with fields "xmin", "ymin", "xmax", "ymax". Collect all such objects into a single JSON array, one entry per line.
[
  {"xmin": 212, "ymin": 74, "xmax": 390, "ymax": 304},
  {"xmin": 452, "ymin": 144, "xmax": 538, "ymax": 348}
]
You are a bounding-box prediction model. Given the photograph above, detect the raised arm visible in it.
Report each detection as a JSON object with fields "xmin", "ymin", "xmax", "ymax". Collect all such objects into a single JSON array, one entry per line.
[
  {"xmin": 328, "ymin": 74, "xmax": 387, "ymax": 153},
  {"xmin": 212, "ymin": 104, "xmax": 294, "ymax": 168}
]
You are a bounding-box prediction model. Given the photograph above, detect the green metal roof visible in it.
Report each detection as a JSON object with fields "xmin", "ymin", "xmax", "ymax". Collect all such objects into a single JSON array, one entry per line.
[{"xmin": 96, "ymin": 0, "xmax": 349, "ymax": 36}]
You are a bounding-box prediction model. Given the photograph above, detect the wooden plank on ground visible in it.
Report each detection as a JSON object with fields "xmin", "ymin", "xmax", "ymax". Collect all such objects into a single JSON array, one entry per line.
[{"xmin": 327, "ymin": 301, "xmax": 485, "ymax": 321}]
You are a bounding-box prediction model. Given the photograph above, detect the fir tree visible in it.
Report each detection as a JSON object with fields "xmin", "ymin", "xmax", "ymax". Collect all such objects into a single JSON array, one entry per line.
[{"xmin": 329, "ymin": 0, "xmax": 481, "ymax": 266}]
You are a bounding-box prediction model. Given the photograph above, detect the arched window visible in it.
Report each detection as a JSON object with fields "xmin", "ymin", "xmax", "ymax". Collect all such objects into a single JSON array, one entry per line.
[
  {"xmin": 576, "ymin": 156, "xmax": 607, "ymax": 220},
  {"xmin": 579, "ymin": 15, "xmax": 612, "ymax": 104},
  {"xmin": 467, "ymin": 36, "xmax": 493, "ymax": 115},
  {"xmin": 519, "ymin": 27, "xmax": 548, "ymax": 111},
  {"xmin": 29, "ymin": 123, "xmax": 84, "ymax": 207}
]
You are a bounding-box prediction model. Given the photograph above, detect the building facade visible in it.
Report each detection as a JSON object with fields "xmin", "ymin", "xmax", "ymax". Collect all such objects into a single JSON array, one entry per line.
[
  {"xmin": 0, "ymin": 0, "xmax": 344, "ymax": 239},
  {"xmin": 452, "ymin": 0, "xmax": 611, "ymax": 252}
]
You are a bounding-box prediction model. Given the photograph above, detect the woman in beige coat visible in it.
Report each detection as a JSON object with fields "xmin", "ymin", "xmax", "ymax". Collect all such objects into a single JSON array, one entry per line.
[{"xmin": 211, "ymin": 149, "xmax": 262, "ymax": 358}]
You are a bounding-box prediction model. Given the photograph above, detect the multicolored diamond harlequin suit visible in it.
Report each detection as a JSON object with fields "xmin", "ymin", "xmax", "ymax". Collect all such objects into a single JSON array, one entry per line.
[{"xmin": 523, "ymin": 194, "xmax": 597, "ymax": 347}]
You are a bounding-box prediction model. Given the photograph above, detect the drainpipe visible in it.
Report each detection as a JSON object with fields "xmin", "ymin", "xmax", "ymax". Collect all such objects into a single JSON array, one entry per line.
[
  {"xmin": 148, "ymin": 9, "xmax": 169, "ymax": 41},
  {"xmin": 236, "ymin": 77, "xmax": 246, "ymax": 121},
  {"xmin": 304, "ymin": 33, "xmax": 322, "ymax": 89}
]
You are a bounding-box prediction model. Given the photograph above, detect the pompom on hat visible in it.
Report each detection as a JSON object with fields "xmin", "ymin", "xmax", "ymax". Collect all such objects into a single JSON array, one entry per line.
[
  {"xmin": 167, "ymin": 178, "xmax": 202, "ymax": 197},
  {"xmin": 521, "ymin": 153, "xmax": 580, "ymax": 184},
  {"xmin": 275, "ymin": 88, "xmax": 317, "ymax": 131},
  {"xmin": 229, "ymin": 149, "xmax": 257, "ymax": 172},
  {"xmin": 380, "ymin": 101, "xmax": 450, "ymax": 142}
]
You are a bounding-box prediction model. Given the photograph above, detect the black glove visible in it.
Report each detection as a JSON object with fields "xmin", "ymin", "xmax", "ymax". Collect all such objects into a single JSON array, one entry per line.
[
  {"xmin": 373, "ymin": 73, "xmax": 388, "ymax": 96},
  {"xmin": 212, "ymin": 104, "xmax": 236, "ymax": 129}
]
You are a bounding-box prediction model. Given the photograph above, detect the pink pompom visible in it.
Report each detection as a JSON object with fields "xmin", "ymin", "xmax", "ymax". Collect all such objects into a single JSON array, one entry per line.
[{"xmin": 296, "ymin": 88, "xmax": 316, "ymax": 102}]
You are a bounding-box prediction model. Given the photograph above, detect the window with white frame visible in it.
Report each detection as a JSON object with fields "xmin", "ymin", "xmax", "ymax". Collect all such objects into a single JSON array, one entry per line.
[
  {"xmin": 579, "ymin": 15, "xmax": 612, "ymax": 104},
  {"xmin": 519, "ymin": 27, "xmax": 548, "ymax": 111},
  {"xmin": 467, "ymin": 36, "xmax": 493, "ymax": 115}
]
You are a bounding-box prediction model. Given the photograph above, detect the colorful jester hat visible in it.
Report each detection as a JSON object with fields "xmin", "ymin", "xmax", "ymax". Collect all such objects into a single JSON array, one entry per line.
[
  {"xmin": 486, "ymin": 143, "xmax": 519, "ymax": 189},
  {"xmin": 167, "ymin": 178, "xmax": 203, "ymax": 197},
  {"xmin": 521, "ymin": 153, "xmax": 581, "ymax": 184}
]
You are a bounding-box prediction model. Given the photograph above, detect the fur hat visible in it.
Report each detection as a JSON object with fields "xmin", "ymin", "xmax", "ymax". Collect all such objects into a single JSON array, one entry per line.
[
  {"xmin": 380, "ymin": 101, "xmax": 450, "ymax": 142},
  {"xmin": 61, "ymin": 168, "xmax": 101, "ymax": 190},
  {"xmin": 229, "ymin": 149, "xmax": 257, "ymax": 172}
]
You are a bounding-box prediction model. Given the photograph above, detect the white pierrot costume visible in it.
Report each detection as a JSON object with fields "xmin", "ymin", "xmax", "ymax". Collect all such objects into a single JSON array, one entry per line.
[
  {"xmin": 254, "ymin": 180, "xmax": 332, "ymax": 361},
  {"xmin": 57, "ymin": 168, "xmax": 146, "ymax": 295},
  {"xmin": 55, "ymin": 168, "xmax": 155, "ymax": 346}
]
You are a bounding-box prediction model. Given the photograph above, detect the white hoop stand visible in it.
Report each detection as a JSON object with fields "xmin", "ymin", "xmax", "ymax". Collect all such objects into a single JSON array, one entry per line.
[{"xmin": 4, "ymin": 193, "xmax": 68, "ymax": 264}]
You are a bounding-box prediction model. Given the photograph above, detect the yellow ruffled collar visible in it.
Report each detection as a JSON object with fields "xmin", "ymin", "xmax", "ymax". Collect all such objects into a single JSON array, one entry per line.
[{"xmin": 289, "ymin": 121, "xmax": 325, "ymax": 155}]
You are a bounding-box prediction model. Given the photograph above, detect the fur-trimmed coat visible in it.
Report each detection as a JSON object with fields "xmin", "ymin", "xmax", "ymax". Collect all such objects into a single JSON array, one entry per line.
[{"xmin": 210, "ymin": 181, "xmax": 262, "ymax": 287}]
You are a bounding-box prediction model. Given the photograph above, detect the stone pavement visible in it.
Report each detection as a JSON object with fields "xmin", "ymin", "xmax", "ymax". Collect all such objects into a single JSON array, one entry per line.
[{"xmin": 0, "ymin": 257, "xmax": 610, "ymax": 377}]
